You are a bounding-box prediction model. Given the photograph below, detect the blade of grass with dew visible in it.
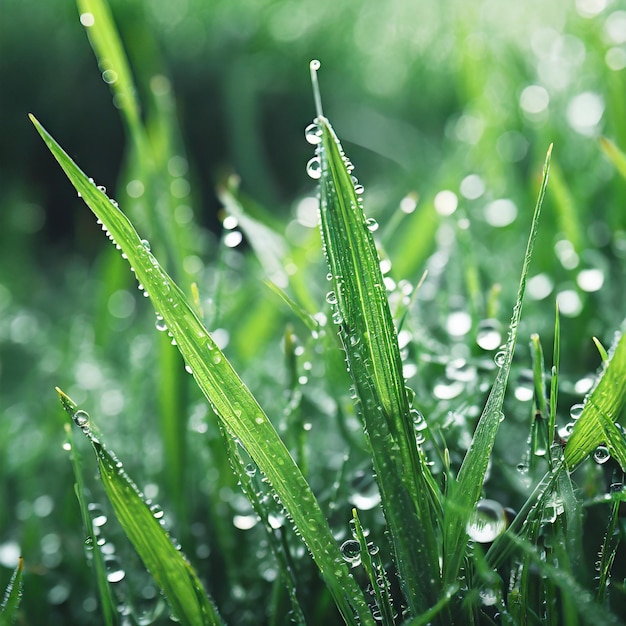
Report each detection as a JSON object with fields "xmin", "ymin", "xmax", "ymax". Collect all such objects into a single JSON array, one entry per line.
[
  {"xmin": 596, "ymin": 490, "xmax": 623, "ymax": 604},
  {"xmin": 31, "ymin": 116, "xmax": 373, "ymax": 626},
  {"xmin": 442, "ymin": 145, "xmax": 552, "ymax": 588},
  {"xmin": 309, "ymin": 61, "xmax": 442, "ymax": 614},
  {"xmin": 351, "ymin": 509, "xmax": 395, "ymax": 626},
  {"xmin": 507, "ymin": 533, "xmax": 624, "ymax": 626},
  {"xmin": 77, "ymin": 0, "xmax": 195, "ymax": 527},
  {"xmin": 565, "ymin": 327, "xmax": 626, "ymax": 471},
  {"xmin": 529, "ymin": 333, "xmax": 549, "ymax": 465},
  {"xmin": 218, "ymin": 421, "xmax": 306, "ymax": 625},
  {"xmin": 600, "ymin": 137, "xmax": 626, "ymax": 180},
  {"xmin": 57, "ymin": 388, "xmax": 224, "ymax": 626},
  {"xmin": 0, "ymin": 557, "xmax": 24, "ymax": 626},
  {"xmin": 548, "ymin": 304, "xmax": 561, "ymax": 470},
  {"xmin": 63, "ymin": 419, "xmax": 118, "ymax": 626}
]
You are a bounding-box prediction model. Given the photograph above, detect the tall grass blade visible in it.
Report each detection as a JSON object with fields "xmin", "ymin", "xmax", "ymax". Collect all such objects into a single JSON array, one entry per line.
[
  {"xmin": 443, "ymin": 145, "xmax": 552, "ymax": 587},
  {"xmin": 32, "ymin": 115, "xmax": 373, "ymax": 626},
  {"xmin": 310, "ymin": 62, "xmax": 441, "ymax": 614},
  {"xmin": 57, "ymin": 389, "xmax": 224, "ymax": 626},
  {"xmin": 565, "ymin": 327, "xmax": 626, "ymax": 471},
  {"xmin": 596, "ymin": 495, "xmax": 622, "ymax": 604},
  {"xmin": 63, "ymin": 419, "xmax": 118, "ymax": 626},
  {"xmin": 600, "ymin": 137, "xmax": 626, "ymax": 180},
  {"xmin": 0, "ymin": 557, "xmax": 24, "ymax": 626}
]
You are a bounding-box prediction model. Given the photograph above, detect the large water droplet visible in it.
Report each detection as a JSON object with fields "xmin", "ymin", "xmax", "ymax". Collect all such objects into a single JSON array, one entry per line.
[
  {"xmin": 325, "ymin": 291, "xmax": 338, "ymax": 305},
  {"xmin": 569, "ymin": 403, "xmax": 584, "ymax": 420},
  {"xmin": 466, "ymin": 499, "xmax": 507, "ymax": 543},
  {"xmin": 155, "ymin": 315, "xmax": 167, "ymax": 332},
  {"xmin": 365, "ymin": 218, "xmax": 379, "ymax": 232},
  {"xmin": 306, "ymin": 157, "xmax": 322, "ymax": 180},
  {"xmin": 340, "ymin": 539, "xmax": 361, "ymax": 566},
  {"xmin": 73, "ymin": 410, "xmax": 90, "ymax": 428},
  {"xmin": 593, "ymin": 445, "xmax": 611, "ymax": 464},
  {"xmin": 304, "ymin": 122, "xmax": 322, "ymax": 145}
]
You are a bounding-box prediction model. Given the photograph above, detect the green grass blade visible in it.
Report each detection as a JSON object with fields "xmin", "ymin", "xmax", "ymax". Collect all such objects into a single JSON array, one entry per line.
[
  {"xmin": 443, "ymin": 144, "xmax": 552, "ymax": 587},
  {"xmin": 31, "ymin": 115, "xmax": 373, "ymax": 626},
  {"xmin": 596, "ymin": 494, "xmax": 622, "ymax": 604},
  {"xmin": 57, "ymin": 389, "xmax": 224, "ymax": 626},
  {"xmin": 76, "ymin": 0, "xmax": 141, "ymax": 133},
  {"xmin": 311, "ymin": 85, "xmax": 442, "ymax": 611},
  {"xmin": 600, "ymin": 137, "xmax": 626, "ymax": 180},
  {"xmin": 0, "ymin": 557, "xmax": 24, "ymax": 626},
  {"xmin": 63, "ymin": 417, "xmax": 118, "ymax": 626},
  {"xmin": 565, "ymin": 327, "xmax": 626, "ymax": 471}
]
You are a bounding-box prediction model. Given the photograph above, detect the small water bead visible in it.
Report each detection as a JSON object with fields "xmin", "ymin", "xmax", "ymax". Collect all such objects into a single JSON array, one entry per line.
[
  {"xmin": 184, "ymin": 365, "xmax": 193, "ymax": 375},
  {"xmin": 558, "ymin": 422, "xmax": 575, "ymax": 439},
  {"xmin": 340, "ymin": 539, "xmax": 362, "ymax": 566},
  {"xmin": 365, "ymin": 218, "xmax": 379, "ymax": 232},
  {"xmin": 244, "ymin": 464, "xmax": 257, "ymax": 477},
  {"xmin": 494, "ymin": 350, "xmax": 506, "ymax": 367},
  {"xmin": 140, "ymin": 239, "xmax": 151, "ymax": 251},
  {"xmin": 326, "ymin": 291, "xmax": 338, "ymax": 305},
  {"xmin": 73, "ymin": 410, "xmax": 90, "ymax": 428},
  {"xmin": 593, "ymin": 445, "xmax": 611, "ymax": 464},
  {"xmin": 155, "ymin": 315, "xmax": 167, "ymax": 332},
  {"xmin": 569, "ymin": 403, "xmax": 585, "ymax": 420},
  {"xmin": 306, "ymin": 156, "xmax": 322, "ymax": 180},
  {"xmin": 354, "ymin": 184, "xmax": 364, "ymax": 195},
  {"xmin": 106, "ymin": 568, "xmax": 126, "ymax": 583},
  {"xmin": 305, "ymin": 122, "xmax": 322, "ymax": 145},
  {"xmin": 466, "ymin": 499, "xmax": 507, "ymax": 543}
]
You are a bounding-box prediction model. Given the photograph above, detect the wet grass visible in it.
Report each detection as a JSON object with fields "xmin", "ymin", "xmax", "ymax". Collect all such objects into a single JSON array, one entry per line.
[{"xmin": 3, "ymin": 0, "xmax": 626, "ymax": 624}]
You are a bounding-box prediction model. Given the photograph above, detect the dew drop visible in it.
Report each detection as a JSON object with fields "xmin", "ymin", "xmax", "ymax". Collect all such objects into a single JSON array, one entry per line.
[
  {"xmin": 73, "ymin": 410, "xmax": 90, "ymax": 428},
  {"xmin": 305, "ymin": 122, "xmax": 322, "ymax": 145},
  {"xmin": 354, "ymin": 184, "xmax": 364, "ymax": 195},
  {"xmin": 106, "ymin": 569, "xmax": 126, "ymax": 583},
  {"xmin": 155, "ymin": 315, "xmax": 167, "ymax": 332},
  {"xmin": 494, "ymin": 350, "xmax": 506, "ymax": 367},
  {"xmin": 466, "ymin": 499, "xmax": 507, "ymax": 543},
  {"xmin": 340, "ymin": 539, "xmax": 362, "ymax": 566},
  {"xmin": 140, "ymin": 239, "xmax": 151, "ymax": 252},
  {"xmin": 184, "ymin": 364, "xmax": 193, "ymax": 375},
  {"xmin": 325, "ymin": 291, "xmax": 338, "ymax": 305},
  {"xmin": 306, "ymin": 157, "xmax": 322, "ymax": 180},
  {"xmin": 569, "ymin": 403, "xmax": 585, "ymax": 420},
  {"xmin": 365, "ymin": 217, "xmax": 379, "ymax": 232},
  {"xmin": 593, "ymin": 445, "xmax": 611, "ymax": 464}
]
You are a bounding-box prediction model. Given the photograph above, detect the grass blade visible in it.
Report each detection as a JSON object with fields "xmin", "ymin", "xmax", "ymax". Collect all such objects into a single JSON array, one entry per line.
[
  {"xmin": 310, "ymin": 62, "xmax": 442, "ymax": 614},
  {"xmin": 63, "ymin": 419, "xmax": 118, "ymax": 626},
  {"xmin": 0, "ymin": 557, "xmax": 24, "ymax": 626},
  {"xmin": 600, "ymin": 137, "xmax": 626, "ymax": 180},
  {"xmin": 565, "ymin": 327, "xmax": 626, "ymax": 471},
  {"xmin": 57, "ymin": 389, "xmax": 224, "ymax": 626},
  {"xmin": 442, "ymin": 144, "xmax": 553, "ymax": 587},
  {"xmin": 31, "ymin": 115, "xmax": 373, "ymax": 626}
]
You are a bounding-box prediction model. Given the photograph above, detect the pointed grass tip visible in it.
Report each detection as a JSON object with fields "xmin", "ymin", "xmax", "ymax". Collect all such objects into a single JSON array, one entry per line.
[
  {"xmin": 309, "ymin": 59, "xmax": 324, "ymax": 120},
  {"xmin": 55, "ymin": 386, "xmax": 77, "ymax": 413}
]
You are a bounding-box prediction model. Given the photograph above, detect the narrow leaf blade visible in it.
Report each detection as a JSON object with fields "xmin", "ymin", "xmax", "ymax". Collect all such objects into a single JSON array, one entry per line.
[
  {"xmin": 443, "ymin": 145, "xmax": 552, "ymax": 586},
  {"xmin": 31, "ymin": 115, "xmax": 373, "ymax": 626},
  {"xmin": 0, "ymin": 557, "xmax": 24, "ymax": 626}
]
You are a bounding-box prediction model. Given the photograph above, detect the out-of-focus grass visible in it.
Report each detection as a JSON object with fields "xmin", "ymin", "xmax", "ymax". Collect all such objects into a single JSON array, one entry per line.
[{"xmin": 1, "ymin": 0, "xmax": 626, "ymax": 623}]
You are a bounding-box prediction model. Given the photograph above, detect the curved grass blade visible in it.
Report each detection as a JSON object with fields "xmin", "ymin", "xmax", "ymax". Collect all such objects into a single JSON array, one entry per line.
[
  {"xmin": 600, "ymin": 136, "xmax": 626, "ymax": 180},
  {"xmin": 0, "ymin": 557, "xmax": 24, "ymax": 626},
  {"xmin": 565, "ymin": 327, "xmax": 626, "ymax": 471},
  {"xmin": 442, "ymin": 144, "xmax": 552, "ymax": 588},
  {"xmin": 310, "ymin": 62, "xmax": 442, "ymax": 615},
  {"xmin": 57, "ymin": 389, "xmax": 224, "ymax": 626},
  {"xmin": 63, "ymin": 419, "xmax": 118, "ymax": 626},
  {"xmin": 32, "ymin": 116, "xmax": 373, "ymax": 626}
]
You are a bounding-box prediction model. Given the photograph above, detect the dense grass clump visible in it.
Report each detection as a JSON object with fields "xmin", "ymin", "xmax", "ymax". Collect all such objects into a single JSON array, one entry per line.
[{"xmin": 2, "ymin": 0, "xmax": 626, "ymax": 624}]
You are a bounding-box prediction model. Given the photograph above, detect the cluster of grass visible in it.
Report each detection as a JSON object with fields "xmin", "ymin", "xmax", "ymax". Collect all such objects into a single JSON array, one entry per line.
[{"xmin": 2, "ymin": 0, "xmax": 626, "ymax": 624}]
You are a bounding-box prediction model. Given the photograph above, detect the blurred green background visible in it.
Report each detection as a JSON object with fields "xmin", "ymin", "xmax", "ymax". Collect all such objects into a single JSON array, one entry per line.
[{"xmin": 1, "ymin": 0, "xmax": 626, "ymax": 623}]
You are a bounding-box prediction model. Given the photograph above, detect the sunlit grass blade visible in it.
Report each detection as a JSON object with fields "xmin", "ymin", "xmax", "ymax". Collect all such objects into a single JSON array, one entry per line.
[
  {"xmin": 31, "ymin": 115, "xmax": 373, "ymax": 626},
  {"xmin": 310, "ymin": 62, "xmax": 442, "ymax": 614},
  {"xmin": 600, "ymin": 136, "xmax": 626, "ymax": 180},
  {"xmin": 63, "ymin": 419, "xmax": 118, "ymax": 626},
  {"xmin": 548, "ymin": 304, "xmax": 561, "ymax": 469},
  {"xmin": 57, "ymin": 388, "xmax": 223, "ymax": 626},
  {"xmin": 76, "ymin": 0, "xmax": 141, "ymax": 133},
  {"xmin": 443, "ymin": 144, "xmax": 552, "ymax": 587},
  {"xmin": 0, "ymin": 557, "xmax": 24, "ymax": 626},
  {"xmin": 565, "ymin": 327, "xmax": 626, "ymax": 471}
]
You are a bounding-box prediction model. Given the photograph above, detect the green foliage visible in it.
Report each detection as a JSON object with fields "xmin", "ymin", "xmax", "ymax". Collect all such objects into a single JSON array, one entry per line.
[{"xmin": 3, "ymin": 0, "xmax": 626, "ymax": 624}]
